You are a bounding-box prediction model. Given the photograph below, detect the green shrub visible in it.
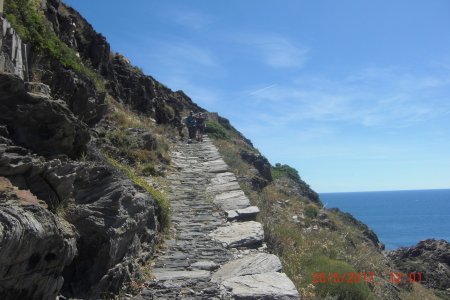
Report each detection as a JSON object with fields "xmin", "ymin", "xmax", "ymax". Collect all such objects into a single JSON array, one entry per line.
[
  {"xmin": 305, "ymin": 204, "xmax": 318, "ymax": 218},
  {"xmin": 205, "ymin": 120, "xmax": 230, "ymax": 140},
  {"xmin": 107, "ymin": 129, "xmax": 141, "ymax": 150},
  {"xmin": 140, "ymin": 162, "xmax": 156, "ymax": 176},
  {"xmin": 105, "ymin": 156, "xmax": 169, "ymax": 229},
  {"xmin": 308, "ymin": 255, "xmax": 374, "ymax": 300},
  {"xmin": 271, "ymin": 163, "xmax": 302, "ymax": 182}
]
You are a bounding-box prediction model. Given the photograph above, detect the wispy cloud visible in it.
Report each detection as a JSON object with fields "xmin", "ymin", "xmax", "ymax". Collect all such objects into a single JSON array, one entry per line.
[
  {"xmin": 171, "ymin": 10, "xmax": 213, "ymax": 30},
  {"xmin": 234, "ymin": 34, "xmax": 309, "ymax": 68},
  {"xmin": 154, "ymin": 40, "xmax": 218, "ymax": 68},
  {"xmin": 244, "ymin": 68, "xmax": 450, "ymax": 129}
]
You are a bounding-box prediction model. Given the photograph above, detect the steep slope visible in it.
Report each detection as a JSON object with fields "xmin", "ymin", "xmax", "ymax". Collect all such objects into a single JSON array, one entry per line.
[{"xmin": 0, "ymin": 0, "xmax": 443, "ymax": 299}]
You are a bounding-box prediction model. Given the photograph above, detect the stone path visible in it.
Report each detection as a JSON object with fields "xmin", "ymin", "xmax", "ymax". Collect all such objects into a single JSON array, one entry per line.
[{"xmin": 135, "ymin": 137, "xmax": 299, "ymax": 299}]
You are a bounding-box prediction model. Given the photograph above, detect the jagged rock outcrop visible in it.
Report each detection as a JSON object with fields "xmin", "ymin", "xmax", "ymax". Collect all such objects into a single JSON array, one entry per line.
[
  {"xmin": 0, "ymin": 12, "xmax": 107, "ymax": 126},
  {"xmin": 240, "ymin": 150, "xmax": 272, "ymax": 182},
  {"xmin": 0, "ymin": 139, "xmax": 160, "ymax": 298},
  {"xmin": 63, "ymin": 163, "xmax": 159, "ymax": 298},
  {"xmin": 0, "ymin": 72, "xmax": 90, "ymax": 158},
  {"xmin": 0, "ymin": 177, "xmax": 76, "ymax": 300},
  {"xmin": 272, "ymin": 164, "xmax": 321, "ymax": 204},
  {"xmin": 0, "ymin": 68, "xmax": 159, "ymax": 297},
  {"xmin": 38, "ymin": 61, "xmax": 108, "ymax": 126},
  {"xmin": 387, "ymin": 239, "xmax": 450, "ymax": 292},
  {"xmin": 240, "ymin": 150, "xmax": 273, "ymax": 190},
  {"xmin": 0, "ymin": 141, "xmax": 79, "ymax": 209},
  {"xmin": 0, "ymin": 17, "xmax": 28, "ymax": 80},
  {"xmin": 329, "ymin": 208, "xmax": 385, "ymax": 250}
]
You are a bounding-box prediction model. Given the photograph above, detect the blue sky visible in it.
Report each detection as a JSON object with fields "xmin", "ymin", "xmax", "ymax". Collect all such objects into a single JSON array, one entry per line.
[{"xmin": 64, "ymin": 0, "xmax": 450, "ymax": 192}]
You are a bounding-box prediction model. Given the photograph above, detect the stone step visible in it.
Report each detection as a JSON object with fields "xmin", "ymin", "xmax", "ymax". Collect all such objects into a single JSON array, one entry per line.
[
  {"xmin": 226, "ymin": 206, "xmax": 260, "ymax": 221},
  {"xmin": 221, "ymin": 272, "xmax": 299, "ymax": 300},
  {"xmin": 152, "ymin": 269, "xmax": 211, "ymax": 281},
  {"xmin": 213, "ymin": 190, "xmax": 251, "ymax": 211},
  {"xmin": 209, "ymin": 221, "xmax": 264, "ymax": 249}
]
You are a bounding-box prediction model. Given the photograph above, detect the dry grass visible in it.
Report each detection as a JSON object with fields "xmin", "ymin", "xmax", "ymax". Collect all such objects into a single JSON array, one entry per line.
[
  {"xmin": 106, "ymin": 96, "xmax": 154, "ymax": 129},
  {"xmin": 400, "ymin": 282, "xmax": 441, "ymax": 300},
  {"xmin": 213, "ymin": 139, "xmax": 255, "ymax": 177},
  {"xmin": 104, "ymin": 95, "xmax": 173, "ymax": 176},
  {"xmin": 105, "ymin": 155, "xmax": 170, "ymax": 229}
]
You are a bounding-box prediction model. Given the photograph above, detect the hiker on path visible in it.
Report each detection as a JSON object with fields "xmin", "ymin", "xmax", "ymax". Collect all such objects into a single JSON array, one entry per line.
[
  {"xmin": 185, "ymin": 111, "xmax": 197, "ymax": 141},
  {"xmin": 195, "ymin": 112, "xmax": 207, "ymax": 142},
  {"xmin": 174, "ymin": 116, "xmax": 184, "ymax": 140}
]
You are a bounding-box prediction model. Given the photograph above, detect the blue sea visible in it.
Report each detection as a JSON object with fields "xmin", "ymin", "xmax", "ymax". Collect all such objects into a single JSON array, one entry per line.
[{"xmin": 319, "ymin": 189, "xmax": 450, "ymax": 250}]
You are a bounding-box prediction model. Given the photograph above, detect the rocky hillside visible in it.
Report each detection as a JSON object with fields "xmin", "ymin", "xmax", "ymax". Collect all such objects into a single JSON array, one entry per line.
[
  {"xmin": 0, "ymin": 0, "xmax": 446, "ymax": 299},
  {"xmin": 387, "ymin": 239, "xmax": 450, "ymax": 299}
]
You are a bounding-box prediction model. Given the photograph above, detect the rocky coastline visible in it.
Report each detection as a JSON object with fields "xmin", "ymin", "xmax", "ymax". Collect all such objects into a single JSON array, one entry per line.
[{"xmin": 387, "ymin": 239, "xmax": 450, "ymax": 297}]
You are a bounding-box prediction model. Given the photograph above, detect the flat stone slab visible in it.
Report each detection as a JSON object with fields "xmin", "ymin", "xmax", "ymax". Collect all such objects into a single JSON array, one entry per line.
[
  {"xmin": 209, "ymin": 221, "xmax": 264, "ymax": 248},
  {"xmin": 222, "ymin": 272, "xmax": 299, "ymax": 300},
  {"xmin": 203, "ymin": 159, "xmax": 229, "ymax": 173},
  {"xmin": 214, "ymin": 190, "xmax": 250, "ymax": 210},
  {"xmin": 191, "ymin": 260, "xmax": 219, "ymax": 271},
  {"xmin": 210, "ymin": 172, "xmax": 238, "ymax": 185},
  {"xmin": 208, "ymin": 181, "xmax": 241, "ymax": 193},
  {"xmin": 212, "ymin": 253, "xmax": 282, "ymax": 282},
  {"xmin": 152, "ymin": 269, "xmax": 210, "ymax": 281},
  {"xmin": 226, "ymin": 206, "xmax": 260, "ymax": 221}
]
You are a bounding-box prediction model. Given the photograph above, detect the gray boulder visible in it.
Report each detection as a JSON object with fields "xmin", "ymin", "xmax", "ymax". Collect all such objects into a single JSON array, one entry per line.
[
  {"xmin": 0, "ymin": 73, "xmax": 90, "ymax": 158},
  {"xmin": 0, "ymin": 177, "xmax": 77, "ymax": 300}
]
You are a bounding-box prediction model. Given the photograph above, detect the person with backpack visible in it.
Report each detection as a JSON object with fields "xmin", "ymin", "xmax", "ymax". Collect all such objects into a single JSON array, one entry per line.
[
  {"xmin": 185, "ymin": 111, "xmax": 197, "ymax": 141},
  {"xmin": 195, "ymin": 112, "xmax": 207, "ymax": 142}
]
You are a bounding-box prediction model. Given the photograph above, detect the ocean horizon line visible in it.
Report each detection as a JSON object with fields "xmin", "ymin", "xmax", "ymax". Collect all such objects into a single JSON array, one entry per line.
[{"xmin": 319, "ymin": 187, "xmax": 450, "ymax": 195}]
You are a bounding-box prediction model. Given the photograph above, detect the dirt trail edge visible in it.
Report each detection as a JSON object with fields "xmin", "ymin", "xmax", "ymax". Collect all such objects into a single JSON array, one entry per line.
[{"xmin": 135, "ymin": 137, "xmax": 299, "ymax": 299}]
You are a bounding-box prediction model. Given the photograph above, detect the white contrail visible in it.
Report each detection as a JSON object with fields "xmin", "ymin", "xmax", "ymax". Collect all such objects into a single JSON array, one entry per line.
[{"xmin": 249, "ymin": 84, "xmax": 277, "ymax": 96}]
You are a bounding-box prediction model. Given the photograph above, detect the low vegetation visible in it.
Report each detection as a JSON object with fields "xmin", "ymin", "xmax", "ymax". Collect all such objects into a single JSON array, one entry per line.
[
  {"xmin": 271, "ymin": 163, "xmax": 302, "ymax": 182},
  {"xmin": 104, "ymin": 97, "xmax": 172, "ymax": 176},
  {"xmin": 105, "ymin": 155, "xmax": 170, "ymax": 229},
  {"xmin": 206, "ymin": 118, "xmax": 439, "ymax": 299},
  {"xmin": 99, "ymin": 97, "xmax": 176, "ymax": 230},
  {"xmin": 205, "ymin": 120, "xmax": 230, "ymax": 140}
]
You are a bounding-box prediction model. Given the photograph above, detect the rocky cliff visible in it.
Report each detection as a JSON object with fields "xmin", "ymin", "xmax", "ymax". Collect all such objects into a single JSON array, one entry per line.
[
  {"xmin": 0, "ymin": 70, "xmax": 160, "ymax": 299},
  {"xmin": 35, "ymin": 0, "xmax": 203, "ymax": 126},
  {"xmin": 0, "ymin": 9, "xmax": 160, "ymax": 298}
]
